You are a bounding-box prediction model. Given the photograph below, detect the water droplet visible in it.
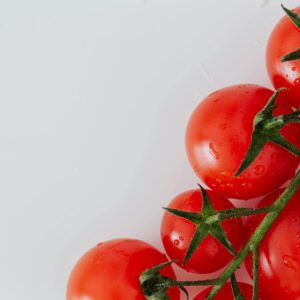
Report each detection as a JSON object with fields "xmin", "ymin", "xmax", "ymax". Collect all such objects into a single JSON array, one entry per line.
[
  {"xmin": 291, "ymin": 217, "xmax": 297, "ymax": 223},
  {"xmin": 179, "ymin": 236, "xmax": 184, "ymax": 241},
  {"xmin": 174, "ymin": 239, "xmax": 180, "ymax": 246},
  {"xmin": 282, "ymin": 255, "xmax": 297, "ymax": 270},
  {"xmin": 286, "ymin": 74, "xmax": 289, "ymax": 78},
  {"xmin": 294, "ymin": 77, "xmax": 300, "ymax": 85},
  {"xmin": 254, "ymin": 165, "xmax": 265, "ymax": 176},
  {"xmin": 221, "ymin": 170, "xmax": 232, "ymax": 177},
  {"xmin": 292, "ymin": 66, "xmax": 297, "ymax": 72},
  {"xmin": 209, "ymin": 142, "xmax": 220, "ymax": 160},
  {"xmin": 296, "ymin": 243, "xmax": 300, "ymax": 248},
  {"xmin": 216, "ymin": 178, "xmax": 222, "ymax": 183},
  {"xmin": 242, "ymin": 182, "xmax": 247, "ymax": 187},
  {"xmin": 193, "ymin": 165, "xmax": 200, "ymax": 173},
  {"xmin": 297, "ymin": 231, "xmax": 300, "ymax": 238},
  {"xmin": 219, "ymin": 123, "xmax": 227, "ymax": 130},
  {"xmin": 226, "ymin": 183, "xmax": 233, "ymax": 188}
]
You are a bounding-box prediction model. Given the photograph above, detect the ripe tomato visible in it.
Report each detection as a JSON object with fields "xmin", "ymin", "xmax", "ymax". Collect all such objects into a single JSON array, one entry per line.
[
  {"xmin": 193, "ymin": 282, "xmax": 253, "ymax": 300},
  {"xmin": 161, "ymin": 189, "xmax": 244, "ymax": 274},
  {"xmin": 66, "ymin": 239, "xmax": 179, "ymax": 300},
  {"xmin": 266, "ymin": 6, "xmax": 300, "ymax": 108},
  {"xmin": 245, "ymin": 189, "xmax": 300, "ymax": 299},
  {"xmin": 186, "ymin": 84, "xmax": 299, "ymax": 200}
]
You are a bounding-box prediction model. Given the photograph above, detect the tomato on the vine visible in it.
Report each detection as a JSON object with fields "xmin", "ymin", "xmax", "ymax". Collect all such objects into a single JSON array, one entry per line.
[
  {"xmin": 266, "ymin": 6, "xmax": 300, "ymax": 108},
  {"xmin": 186, "ymin": 84, "xmax": 300, "ymax": 200},
  {"xmin": 66, "ymin": 239, "xmax": 179, "ymax": 300},
  {"xmin": 193, "ymin": 282, "xmax": 253, "ymax": 300},
  {"xmin": 245, "ymin": 189, "xmax": 300, "ymax": 300},
  {"xmin": 161, "ymin": 189, "xmax": 244, "ymax": 274}
]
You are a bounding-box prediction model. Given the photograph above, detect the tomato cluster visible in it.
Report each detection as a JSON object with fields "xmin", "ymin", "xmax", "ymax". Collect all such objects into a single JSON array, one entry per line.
[{"xmin": 67, "ymin": 6, "xmax": 300, "ymax": 300}]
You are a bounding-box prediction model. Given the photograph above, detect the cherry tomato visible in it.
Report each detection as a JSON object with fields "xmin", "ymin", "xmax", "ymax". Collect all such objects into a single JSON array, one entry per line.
[
  {"xmin": 161, "ymin": 189, "xmax": 244, "ymax": 274},
  {"xmin": 266, "ymin": 6, "xmax": 300, "ymax": 108},
  {"xmin": 186, "ymin": 84, "xmax": 299, "ymax": 200},
  {"xmin": 67, "ymin": 239, "xmax": 179, "ymax": 300},
  {"xmin": 245, "ymin": 189, "xmax": 300, "ymax": 299},
  {"xmin": 193, "ymin": 282, "xmax": 253, "ymax": 300}
]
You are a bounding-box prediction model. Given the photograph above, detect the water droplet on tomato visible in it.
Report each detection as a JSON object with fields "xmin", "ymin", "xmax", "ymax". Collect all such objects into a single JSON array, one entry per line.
[
  {"xmin": 221, "ymin": 170, "xmax": 232, "ymax": 177},
  {"xmin": 216, "ymin": 178, "xmax": 222, "ymax": 183},
  {"xmin": 282, "ymin": 255, "xmax": 297, "ymax": 270},
  {"xmin": 193, "ymin": 165, "xmax": 200, "ymax": 173},
  {"xmin": 226, "ymin": 183, "xmax": 233, "ymax": 188},
  {"xmin": 296, "ymin": 243, "xmax": 300, "ymax": 249},
  {"xmin": 219, "ymin": 123, "xmax": 227, "ymax": 130},
  {"xmin": 297, "ymin": 231, "xmax": 300, "ymax": 238},
  {"xmin": 292, "ymin": 66, "xmax": 297, "ymax": 72},
  {"xmin": 291, "ymin": 217, "xmax": 297, "ymax": 223},
  {"xmin": 294, "ymin": 77, "xmax": 300, "ymax": 85},
  {"xmin": 179, "ymin": 236, "xmax": 184, "ymax": 241},
  {"xmin": 209, "ymin": 142, "xmax": 220, "ymax": 160},
  {"xmin": 174, "ymin": 239, "xmax": 180, "ymax": 246},
  {"xmin": 253, "ymin": 165, "xmax": 265, "ymax": 176}
]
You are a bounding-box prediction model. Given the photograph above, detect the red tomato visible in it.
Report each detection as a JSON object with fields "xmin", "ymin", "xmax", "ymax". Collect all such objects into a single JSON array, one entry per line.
[
  {"xmin": 193, "ymin": 282, "xmax": 253, "ymax": 300},
  {"xmin": 245, "ymin": 189, "xmax": 300, "ymax": 299},
  {"xmin": 161, "ymin": 189, "xmax": 244, "ymax": 274},
  {"xmin": 66, "ymin": 239, "xmax": 179, "ymax": 300},
  {"xmin": 266, "ymin": 6, "xmax": 300, "ymax": 108},
  {"xmin": 186, "ymin": 84, "xmax": 299, "ymax": 200}
]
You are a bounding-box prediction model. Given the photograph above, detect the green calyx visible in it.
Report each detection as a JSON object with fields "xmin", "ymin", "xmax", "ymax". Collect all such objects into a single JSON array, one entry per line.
[
  {"xmin": 140, "ymin": 261, "xmax": 184, "ymax": 300},
  {"xmin": 236, "ymin": 88, "xmax": 300, "ymax": 176},
  {"xmin": 164, "ymin": 185, "xmax": 236, "ymax": 265},
  {"xmin": 281, "ymin": 5, "xmax": 300, "ymax": 62}
]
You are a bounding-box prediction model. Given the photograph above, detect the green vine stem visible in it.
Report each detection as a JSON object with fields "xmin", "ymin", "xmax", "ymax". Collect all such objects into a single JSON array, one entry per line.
[
  {"xmin": 205, "ymin": 206, "xmax": 273, "ymax": 225},
  {"xmin": 252, "ymin": 248, "xmax": 259, "ymax": 300}
]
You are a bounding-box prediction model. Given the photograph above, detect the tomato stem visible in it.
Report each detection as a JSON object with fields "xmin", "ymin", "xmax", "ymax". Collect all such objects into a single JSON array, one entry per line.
[
  {"xmin": 205, "ymin": 206, "xmax": 273, "ymax": 225},
  {"xmin": 251, "ymin": 247, "xmax": 259, "ymax": 300},
  {"xmin": 231, "ymin": 274, "xmax": 246, "ymax": 300}
]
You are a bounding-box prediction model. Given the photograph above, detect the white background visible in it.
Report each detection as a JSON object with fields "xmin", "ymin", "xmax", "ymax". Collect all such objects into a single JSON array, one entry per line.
[{"xmin": 0, "ymin": 0, "xmax": 297, "ymax": 299}]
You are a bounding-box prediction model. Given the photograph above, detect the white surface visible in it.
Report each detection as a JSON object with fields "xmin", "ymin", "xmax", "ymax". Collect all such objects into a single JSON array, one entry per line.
[{"xmin": 0, "ymin": 0, "xmax": 297, "ymax": 299}]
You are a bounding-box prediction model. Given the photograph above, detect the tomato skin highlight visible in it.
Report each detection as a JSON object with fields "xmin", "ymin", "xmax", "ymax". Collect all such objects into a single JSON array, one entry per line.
[
  {"xmin": 186, "ymin": 84, "xmax": 300, "ymax": 200},
  {"xmin": 266, "ymin": 6, "xmax": 300, "ymax": 108},
  {"xmin": 193, "ymin": 282, "xmax": 253, "ymax": 300},
  {"xmin": 66, "ymin": 239, "xmax": 179, "ymax": 300},
  {"xmin": 161, "ymin": 189, "xmax": 244, "ymax": 274},
  {"xmin": 245, "ymin": 190, "xmax": 300, "ymax": 300}
]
